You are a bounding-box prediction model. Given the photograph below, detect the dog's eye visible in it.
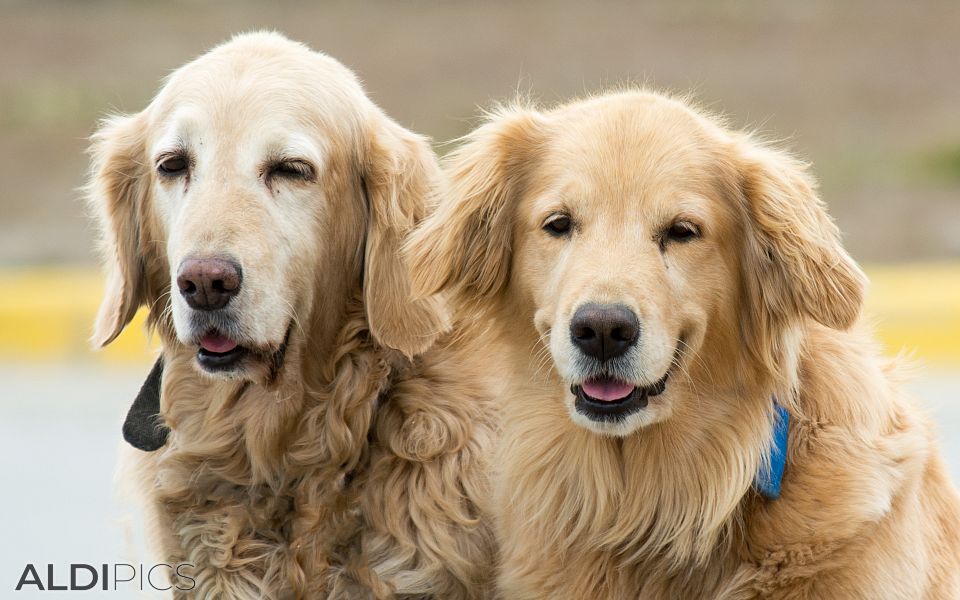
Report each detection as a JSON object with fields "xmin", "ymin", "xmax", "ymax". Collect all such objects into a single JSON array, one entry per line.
[
  {"xmin": 268, "ymin": 160, "xmax": 314, "ymax": 181},
  {"xmin": 665, "ymin": 221, "xmax": 700, "ymax": 243},
  {"xmin": 543, "ymin": 214, "xmax": 573, "ymax": 237},
  {"xmin": 157, "ymin": 155, "xmax": 188, "ymax": 177}
]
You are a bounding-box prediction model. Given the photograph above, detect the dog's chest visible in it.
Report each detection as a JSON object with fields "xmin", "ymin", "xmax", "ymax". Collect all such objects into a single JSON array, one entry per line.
[{"xmin": 157, "ymin": 451, "xmax": 368, "ymax": 596}]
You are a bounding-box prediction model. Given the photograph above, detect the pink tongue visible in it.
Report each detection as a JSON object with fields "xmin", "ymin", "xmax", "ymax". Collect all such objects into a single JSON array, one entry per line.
[
  {"xmin": 200, "ymin": 333, "xmax": 238, "ymax": 354},
  {"xmin": 581, "ymin": 379, "xmax": 635, "ymax": 402}
]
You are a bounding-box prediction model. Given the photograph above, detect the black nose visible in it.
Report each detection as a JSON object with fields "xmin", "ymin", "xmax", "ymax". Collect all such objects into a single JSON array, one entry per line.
[
  {"xmin": 570, "ymin": 303, "xmax": 640, "ymax": 361},
  {"xmin": 176, "ymin": 258, "xmax": 242, "ymax": 311}
]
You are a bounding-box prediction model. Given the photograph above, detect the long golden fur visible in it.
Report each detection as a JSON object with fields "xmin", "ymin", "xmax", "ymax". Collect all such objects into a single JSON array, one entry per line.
[
  {"xmin": 406, "ymin": 90, "xmax": 960, "ymax": 598},
  {"xmin": 89, "ymin": 32, "xmax": 496, "ymax": 599}
]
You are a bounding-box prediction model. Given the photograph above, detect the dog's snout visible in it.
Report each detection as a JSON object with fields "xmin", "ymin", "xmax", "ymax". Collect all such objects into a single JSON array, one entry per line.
[
  {"xmin": 176, "ymin": 258, "xmax": 242, "ymax": 311},
  {"xmin": 570, "ymin": 303, "xmax": 640, "ymax": 361}
]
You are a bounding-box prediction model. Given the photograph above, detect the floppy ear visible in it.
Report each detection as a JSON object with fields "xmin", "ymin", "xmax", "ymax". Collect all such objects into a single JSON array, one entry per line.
[
  {"xmin": 361, "ymin": 116, "xmax": 450, "ymax": 357},
  {"xmin": 736, "ymin": 138, "xmax": 867, "ymax": 336},
  {"xmin": 87, "ymin": 113, "xmax": 150, "ymax": 347},
  {"xmin": 404, "ymin": 106, "xmax": 544, "ymax": 309}
]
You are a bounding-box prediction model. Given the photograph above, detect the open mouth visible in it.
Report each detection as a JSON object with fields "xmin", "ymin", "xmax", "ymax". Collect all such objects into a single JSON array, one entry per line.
[
  {"xmin": 197, "ymin": 331, "xmax": 247, "ymax": 371},
  {"xmin": 571, "ymin": 372, "xmax": 669, "ymax": 422},
  {"xmin": 194, "ymin": 324, "xmax": 292, "ymax": 379}
]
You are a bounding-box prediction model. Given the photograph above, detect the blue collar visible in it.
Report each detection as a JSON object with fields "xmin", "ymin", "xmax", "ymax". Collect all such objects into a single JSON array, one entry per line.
[{"xmin": 753, "ymin": 400, "xmax": 789, "ymax": 500}]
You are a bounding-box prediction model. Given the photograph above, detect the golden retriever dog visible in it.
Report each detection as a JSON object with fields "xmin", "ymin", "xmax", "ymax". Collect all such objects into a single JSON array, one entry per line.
[
  {"xmin": 88, "ymin": 32, "xmax": 496, "ymax": 599},
  {"xmin": 406, "ymin": 90, "xmax": 960, "ymax": 599}
]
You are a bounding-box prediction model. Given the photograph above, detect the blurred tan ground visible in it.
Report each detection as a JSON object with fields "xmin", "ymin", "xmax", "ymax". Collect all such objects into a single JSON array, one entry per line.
[{"xmin": 1, "ymin": 0, "xmax": 958, "ymax": 266}]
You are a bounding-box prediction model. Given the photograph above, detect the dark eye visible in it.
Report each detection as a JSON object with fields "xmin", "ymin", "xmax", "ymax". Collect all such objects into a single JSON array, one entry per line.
[
  {"xmin": 268, "ymin": 160, "xmax": 314, "ymax": 181},
  {"xmin": 664, "ymin": 221, "xmax": 700, "ymax": 244},
  {"xmin": 543, "ymin": 214, "xmax": 573, "ymax": 237},
  {"xmin": 157, "ymin": 154, "xmax": 188, "ymax": 177}
]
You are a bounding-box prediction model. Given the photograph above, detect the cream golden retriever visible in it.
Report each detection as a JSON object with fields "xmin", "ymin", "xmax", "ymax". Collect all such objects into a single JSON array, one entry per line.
[
  {"xmin": 406, "ymin": 90, "xmax": 960, "ymax": 599},
  {"xmin": 88, "ymin": 32, "xmax": 496, "ymax": 599}
]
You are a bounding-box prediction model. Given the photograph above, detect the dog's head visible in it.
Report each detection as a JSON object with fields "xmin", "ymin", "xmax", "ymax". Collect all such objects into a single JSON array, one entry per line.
[
  {"xmin": 407, "ymin": 91, "xmax": 865, "ymax": 436},
  {"xmin": 88, "ymin": 32, "xmax": 447, "ymax": 383}
]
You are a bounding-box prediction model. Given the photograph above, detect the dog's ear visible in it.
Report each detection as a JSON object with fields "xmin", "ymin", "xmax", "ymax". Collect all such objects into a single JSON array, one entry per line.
[
  {"xmin": 361, "ymin": 116, "xmax": 450, "ymax": 358},
  {"xmin": 736, "ymin": 138, "xmax": 867, "ymax": 335},
  {"xmin": 404, "ymin": 106, "xmax": 544, "ymax": 309},
  {"xmin": 87, "ymin": 113, "xmax": 149, "ymax": 347}
]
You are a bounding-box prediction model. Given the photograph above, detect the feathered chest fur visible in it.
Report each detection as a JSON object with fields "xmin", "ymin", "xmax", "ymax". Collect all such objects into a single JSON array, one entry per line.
[{"xmin": 149, "ymin": 320, "xmax": 403, "ymax": 597}]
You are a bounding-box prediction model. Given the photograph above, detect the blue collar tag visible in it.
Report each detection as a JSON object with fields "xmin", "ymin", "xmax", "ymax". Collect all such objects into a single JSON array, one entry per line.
[{"xmin": 753, "ymin": 400, "xmax": 789, "ymax": 500}]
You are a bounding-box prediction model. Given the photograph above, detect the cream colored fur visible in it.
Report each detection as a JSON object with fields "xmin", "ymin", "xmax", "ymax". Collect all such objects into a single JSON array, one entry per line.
[
  {"xmin": 406, "ymin": 90, "xmax": 960, "ymax": 599},
  {"xmin": 89, "ymin": 32, "xmax": 497, "ymax": 599}
]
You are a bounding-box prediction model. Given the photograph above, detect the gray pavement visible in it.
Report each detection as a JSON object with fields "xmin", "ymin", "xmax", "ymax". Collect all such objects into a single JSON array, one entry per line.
[{"xmin": 1, "ymin": 363, "xmax": 958, "ymax": 598}]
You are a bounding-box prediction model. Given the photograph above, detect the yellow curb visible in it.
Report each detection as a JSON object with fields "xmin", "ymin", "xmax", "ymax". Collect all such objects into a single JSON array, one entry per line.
[
  {"xmin": 0, "ymin": 268, "xmax": 158, "ymax": 365},
  {"xmin": 0, "ymin": 264, "xmax": 957, "ymax": 365},
  {"xmin": 863, "ymin": 263, "xmax": 960, "ymax": 365}
]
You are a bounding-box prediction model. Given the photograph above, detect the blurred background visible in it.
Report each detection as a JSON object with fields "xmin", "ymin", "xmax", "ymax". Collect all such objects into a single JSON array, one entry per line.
[{"xmin": 0, "ymin": 1, "xmax": 957, "ymax": 596}]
